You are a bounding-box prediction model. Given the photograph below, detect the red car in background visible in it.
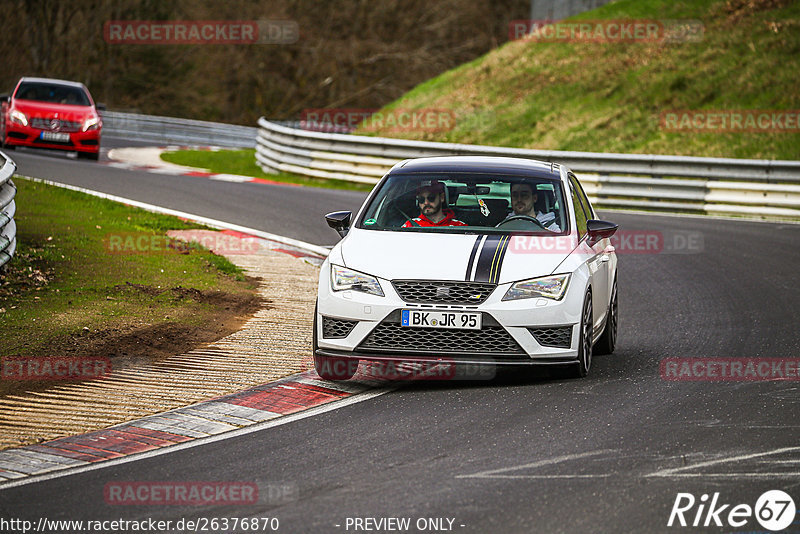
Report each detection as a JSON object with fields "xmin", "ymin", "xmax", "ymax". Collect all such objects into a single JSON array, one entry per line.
[{"xmin": 0, "ymin": 77, "xmax": 103, "ymax": 160}]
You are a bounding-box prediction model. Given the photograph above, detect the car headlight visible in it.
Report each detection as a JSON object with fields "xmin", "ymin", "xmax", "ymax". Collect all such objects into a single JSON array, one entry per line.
[
  {"xmin": 10, "ymin": 110, "xmax": 27, "ymax": 127},
  {"xmin": 502, "ymin": 274, "xmax": 570, "ymax": 301},
  {"xmin": 82, "ymin": 117, "xmax": 100, "ymax": 132},
  {"xmin": 330, "ymin": 265, "xmax": 384, "ymax": 297}
]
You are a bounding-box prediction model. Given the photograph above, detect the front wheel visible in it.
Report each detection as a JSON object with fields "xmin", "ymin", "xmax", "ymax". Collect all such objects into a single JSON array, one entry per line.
[
  {"xmin": 594, "ymin": 278, "xmax": 617, "ymax": 355},
  {"xmin": 570, "ymin": 290, "xmax": 593, "ymax": 378}
]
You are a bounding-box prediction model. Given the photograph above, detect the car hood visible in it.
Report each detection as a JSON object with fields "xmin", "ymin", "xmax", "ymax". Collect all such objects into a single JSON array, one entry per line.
[
  {"xmin": 12, "ymin": 100, "xmax": 95, "ymax": 120},
  {"xmin": 339, "ymin": 229, "xmax": 578, "ymax": 284}
]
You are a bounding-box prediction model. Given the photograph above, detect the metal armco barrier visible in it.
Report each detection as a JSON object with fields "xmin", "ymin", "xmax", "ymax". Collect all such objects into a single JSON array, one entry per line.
[
  {"xmin": 101, "ymin": 111, "xmax": 258, "ymax": 148},
  {"xmin": 0, "ymin": 151, "xmax": 17, "ymax": 268},
  {"xmin": 255, "ymin": 118, "xmax": 800, "ymax": 218}
]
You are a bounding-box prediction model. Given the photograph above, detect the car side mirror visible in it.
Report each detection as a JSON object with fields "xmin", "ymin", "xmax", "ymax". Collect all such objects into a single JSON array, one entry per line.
[
  {"xmin": 96, "ymin": 103, "xmax": 106, "ymax": 111},
  {"xmin": 587, "ymin": 219, "xmax": 618, "ymax": 246},
  {"xmin": 325, "ymin": 211, "xmax": 352, "ymax": 238}
]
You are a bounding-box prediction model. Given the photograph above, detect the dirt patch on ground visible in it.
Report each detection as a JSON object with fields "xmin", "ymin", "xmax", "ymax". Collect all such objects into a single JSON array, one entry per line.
[
  {"xmin": 54, "ymin": 283, "xmax": 266, "ymax": 359},
  {"xmin": 0, "ymin": 282, "xmax": 266, "ymax": 397},
  {"xmin": 0, "ymin": 253, "xmax": 53, "ymax": 300}
]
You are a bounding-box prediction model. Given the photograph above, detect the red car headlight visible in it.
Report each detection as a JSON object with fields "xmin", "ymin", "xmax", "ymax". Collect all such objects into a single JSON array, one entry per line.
[
  {"xmin": 9, "ymin": 109, "xmax": 28, "ymax": 127},
  {"xmin": 82, "ymin": 117, "xmax": 101, "ymax": 132}
]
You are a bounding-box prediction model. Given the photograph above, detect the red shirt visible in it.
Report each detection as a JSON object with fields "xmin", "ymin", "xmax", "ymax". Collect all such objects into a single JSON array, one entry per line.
[{"xmin": 402, "ymin": 209, "xmax": 467, "ymax": 228}]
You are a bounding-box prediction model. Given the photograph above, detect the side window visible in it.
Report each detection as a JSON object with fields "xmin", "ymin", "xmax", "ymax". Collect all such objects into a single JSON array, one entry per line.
[
  {"xmin": 570, "ymin": 182, "xmax": 588, "ymax": 238},
  {"xmin": 569, "ymin": 173, "xmax": 594, "ymax": 220}
]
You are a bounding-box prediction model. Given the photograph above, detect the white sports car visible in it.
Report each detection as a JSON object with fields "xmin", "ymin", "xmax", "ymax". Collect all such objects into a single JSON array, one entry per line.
[{"xmin": 314, "ymin": 156, "xmax": 618, "ymax": 380}]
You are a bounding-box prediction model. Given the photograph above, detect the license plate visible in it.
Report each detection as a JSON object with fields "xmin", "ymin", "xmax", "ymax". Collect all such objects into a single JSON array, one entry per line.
[
  {"xmin": 401, "ymin": 309, "xmax": 481, "ymax": 330},
  {"xmin": 40, "ymin": 131, "xmax": 70, "ymax": 142}
]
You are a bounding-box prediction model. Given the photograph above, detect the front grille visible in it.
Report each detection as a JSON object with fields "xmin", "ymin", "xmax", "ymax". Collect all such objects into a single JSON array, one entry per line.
[
  {"xmin": 528, "ymin": 326, "xmax": 572, "ymax": 348},
  {"xmin": 392, "ymin": 280, "xmax": 496, "ymax": 305},
  {"xmin": 30, "ymin": 118, "xmax": 82, "ymax": 132},
  {"xmin": 322, "ymin": 316, "xmax": 358, "ymax": 339},
  {"xmin": 359, "ymin": 311, "xmax": 524, "ymax": 355}
]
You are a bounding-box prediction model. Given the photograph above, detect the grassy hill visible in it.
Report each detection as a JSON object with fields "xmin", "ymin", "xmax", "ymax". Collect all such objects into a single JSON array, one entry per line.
[{"xmin": 359, "ymin": 0, "xmax": 800, "ymax": 160}]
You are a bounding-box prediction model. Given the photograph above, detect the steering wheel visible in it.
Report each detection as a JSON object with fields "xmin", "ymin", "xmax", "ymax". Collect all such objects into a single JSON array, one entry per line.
[{"xmin": 495, "ymin": 214, "xmax": 548, "ymax": 229}]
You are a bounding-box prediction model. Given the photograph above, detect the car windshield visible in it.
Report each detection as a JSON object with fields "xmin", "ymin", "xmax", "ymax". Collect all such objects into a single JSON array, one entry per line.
[
  {"xmin": 357, "ymin": 172, "xmax": 568, "ymax": 234},
  {"xmin": 15, "ymin": 82, "xmax": 91, "ymax": 106}
]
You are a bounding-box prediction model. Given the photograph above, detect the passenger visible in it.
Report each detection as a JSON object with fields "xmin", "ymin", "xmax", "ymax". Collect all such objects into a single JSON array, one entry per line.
[
  {"xmin": 504, "ymin": 182, "xmax": 561, "ymax": 231},
  {"xmin": 402, "ymin": 180, "xmax": 467, "ymax": 228}
]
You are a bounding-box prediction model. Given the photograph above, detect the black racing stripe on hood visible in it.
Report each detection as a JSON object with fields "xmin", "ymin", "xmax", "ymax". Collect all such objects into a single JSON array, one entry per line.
[
  {"xmin": 465, "ymin": 235, "xmax": 483, "ymax": 281},
  {"xmin": 488, "ymin": 235, "xmax": 510, "ymax": 284},
  {"xmin": 473, "ymin": 234, "xmax": 504, "ymax": 282}
]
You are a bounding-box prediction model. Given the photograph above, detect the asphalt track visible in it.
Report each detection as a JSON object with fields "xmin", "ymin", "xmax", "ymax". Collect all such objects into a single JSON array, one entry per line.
[
  {"xmin": 8, "ymin": 138, "xmax": 364, "ymax": 247},
  {"xmin": 1, "ymin": 142, "xmax": 799, "ymax": 533}
]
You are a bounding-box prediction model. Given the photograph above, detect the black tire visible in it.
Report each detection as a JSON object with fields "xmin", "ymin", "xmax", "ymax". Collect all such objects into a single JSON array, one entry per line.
[
  {"xmin": 570, "ymin": 290, "xmax": 593, "ymax": 378},
  {"xmin": 594, "ymin": 278, "xmax": 617, "ymax": 355},
  {"xmin": 312, "ymin": 303, "xmax": 358, "ymax": 381},
  {"xmin": 2, "ymin": 138, "xmax": 14, "ymax": 150},
  {"xmin": 78, "ymin": 150, "xmax": 99, "ymax": 161}
]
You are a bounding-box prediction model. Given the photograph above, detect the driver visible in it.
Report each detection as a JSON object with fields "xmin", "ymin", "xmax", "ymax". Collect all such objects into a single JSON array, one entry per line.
[
  {"xmin": 403, "ymin": 180, "xmax": 467, "ymax": 228},
  {"xmin": 503, "ymin": 182, "xmax": 561, "ymax": 231}
]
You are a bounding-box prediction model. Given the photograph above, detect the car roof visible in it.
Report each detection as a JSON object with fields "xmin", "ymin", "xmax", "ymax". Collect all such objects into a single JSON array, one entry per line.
[
  {"xmin": 389, "ymin": 156, "xmax": 561, "ymax": 179},
  {"xmin": 17, "ymin": 77, "xmax": 89, "ymax": 90}
]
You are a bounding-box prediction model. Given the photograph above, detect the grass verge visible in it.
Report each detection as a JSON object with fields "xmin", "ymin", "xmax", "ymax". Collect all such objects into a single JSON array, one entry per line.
[
  {"xmin": 0, "ymin": 177, "xmax": 262, "ymax": 396},
  {"xmin": 357, "ymin": 0, "xmax": 800, "ymax": 160},
  {"xmin": 160, "ymin": 148, "xmax": 374, "ymax": 192}
]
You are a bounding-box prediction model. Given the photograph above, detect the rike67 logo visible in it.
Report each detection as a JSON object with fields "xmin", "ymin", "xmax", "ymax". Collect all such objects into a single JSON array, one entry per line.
[{"xmin": 668, "ymin": 490, "xmax": 796, "ymax": 531}]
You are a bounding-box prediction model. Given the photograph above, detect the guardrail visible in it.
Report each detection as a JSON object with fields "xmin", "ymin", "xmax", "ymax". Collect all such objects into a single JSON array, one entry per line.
[
  {"xmin": 255, "ymin": 118, "xmax": 800, "ymax": 218},
  {"xmin": 101, "ymin": 111, "xmax": 258, "ymax": 148},
  {"xmin": 0, "ymin": 151, "xmax": 17, "ymax": 268}
]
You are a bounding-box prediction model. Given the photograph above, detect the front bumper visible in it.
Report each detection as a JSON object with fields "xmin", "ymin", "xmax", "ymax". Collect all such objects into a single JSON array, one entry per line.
[
  {"xmin": 317, "ymin": 264, "xmax": 586, "ymax": 365},
  {"xmin": 4, "ymin": 123, "xmax": 101, "ymax": 154},
  {"xmin": 314, "ymin": 348, "xmax": 578, "ymax": 366}
]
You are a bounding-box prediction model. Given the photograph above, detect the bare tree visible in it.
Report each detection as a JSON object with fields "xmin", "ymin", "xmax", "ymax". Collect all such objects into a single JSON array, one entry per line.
[{"xmin": 0, "ymin": 0, "xmax": 529, "ymax": 123}]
